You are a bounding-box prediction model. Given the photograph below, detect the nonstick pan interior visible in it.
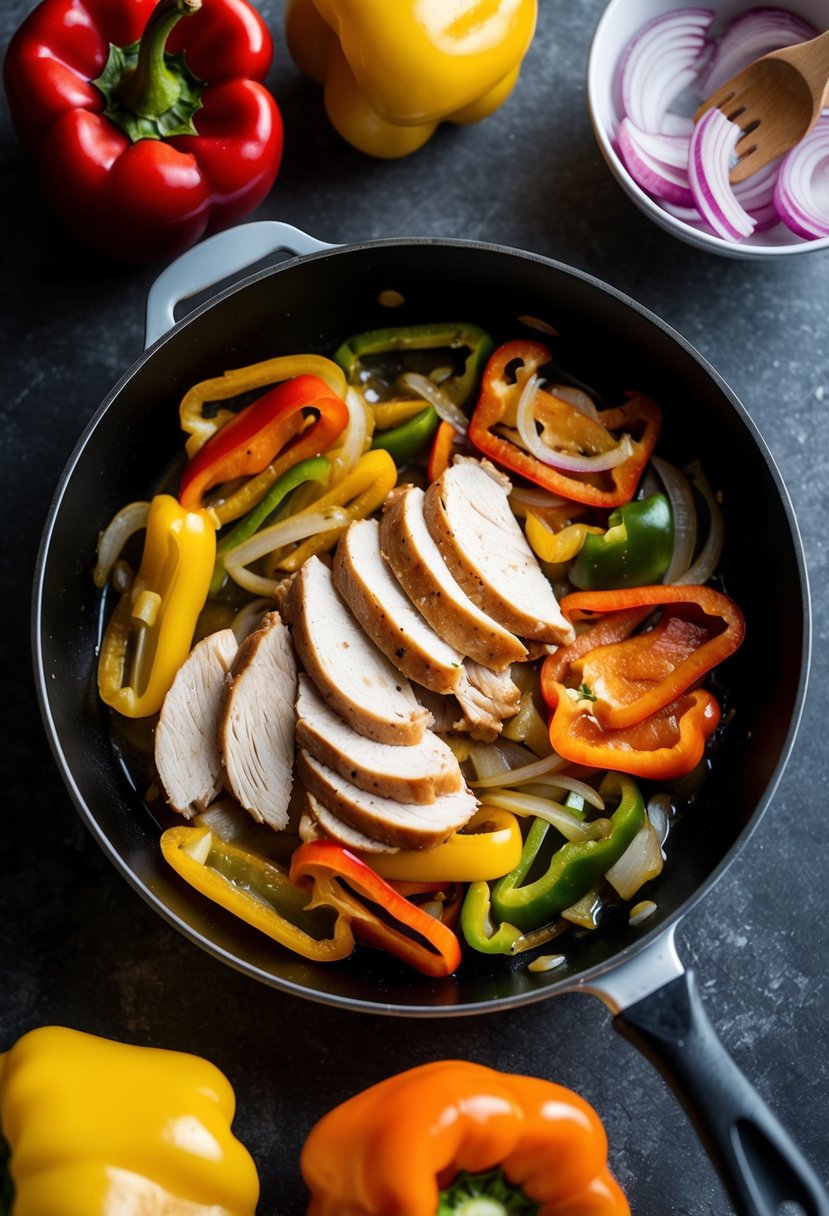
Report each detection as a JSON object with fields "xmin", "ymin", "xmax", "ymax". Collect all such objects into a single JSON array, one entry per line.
[{"xmin": 33, "ymin": 239, "xmax": 808, "ymax": 1013}]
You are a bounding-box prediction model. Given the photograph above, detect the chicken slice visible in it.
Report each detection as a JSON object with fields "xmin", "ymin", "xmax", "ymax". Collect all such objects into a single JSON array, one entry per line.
[{"xmin": 302, "ymin": 793, "xmax": 400, "ymax": 854}]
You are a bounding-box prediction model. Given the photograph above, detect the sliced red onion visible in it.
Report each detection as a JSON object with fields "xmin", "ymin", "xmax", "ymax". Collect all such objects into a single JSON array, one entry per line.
[
  {"xmin": 619, "ymin": 8, "xmax": 715, "ymax": 134},
  {"xmin": 661, "ymin": 112, "xmax": 695, "ymax": 137},
  {"xmin": 688, "ymin": 108, "xmax": 756, "ymax": 241},
  {"xmin": 515, "ymin": 374, "xmax": 634, "ymax": 475},
  {"xmin": 774, "ymin": 116, "xmax": 829, "ymax": 240},
  {"xmin": 700, "ymin": 8, "xmax": 819, "ymax": 95},
  {"xmin": 617, "ymin": 117, "xmax": 693, "ymax": 205}
]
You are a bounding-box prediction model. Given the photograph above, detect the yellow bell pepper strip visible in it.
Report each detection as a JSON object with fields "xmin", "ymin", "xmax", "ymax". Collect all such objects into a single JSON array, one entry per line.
[
  {"xmin": 97, "ymin": 494, "xmax": 215, "ymax": 718},
  {"xmin": 300, "ymin": 1059, "xmax": 630, "ymax": 1216},
  {"xmin": 545, "ymin": 585, "xmax": 746, "ymax": 731},
  {"xmin": 290, "ymin": 841, "xmax": 462, "ymax": 976},
  {"xmin": 525, "ymin": 513, "xmax": 604, "ymax": 564},
  {"xmin": 178, "ymin": 375, "xmax": 348, "ymax": 513},
  {"xmin": 210, "ymin": 456, "xmax": 331, "ymax": 596},
  {"xmin": 284, "ymin": 0, "xmax": 538, "ymax": 159},
  {"xmin": 0, "ymin": 1025, "xmax": 259, "ymax": 1216},
  {"xmin": 179, "ymin": 354, "xmax": 347, "ymax": 458},
  {"xmin": 371, "ymin": 398, "xmax": 430, "ymax": 430},
  {"xmin": 161, "ymin": 826, "xmax": 354, "ymax": 961},
  {"xmin": 363, "ymin": 807, "xmax": 523, "ymax": 883},
  {"xmin": 468, "ymin": 339, "xmax": 663, "ymax": 508},
  {"xmin": 547, "ymin": 686, "xmax": 722, "ymax": 782},
  {"xmin": 274, "ymin": 447, "xmax": 397, "ymax": 572},
  {"xmin": 490, "ymin": 781, "xmax": 643, "ymax": 933}
]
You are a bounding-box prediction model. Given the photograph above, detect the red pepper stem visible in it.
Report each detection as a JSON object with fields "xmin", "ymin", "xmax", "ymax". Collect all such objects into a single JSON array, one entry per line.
[{"xmin": 118, "ymin": 0, "xmax": 202, "ymax": 119}]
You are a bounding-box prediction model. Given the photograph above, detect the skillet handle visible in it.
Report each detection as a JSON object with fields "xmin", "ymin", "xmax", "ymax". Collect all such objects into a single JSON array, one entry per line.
[
  {"xmin": 587, "ymin": 931, "xmax": 829, "ymax": 1215},
  {"xmin": 144, "ymin": 221, "xmax": 337, "ymax": 348}
]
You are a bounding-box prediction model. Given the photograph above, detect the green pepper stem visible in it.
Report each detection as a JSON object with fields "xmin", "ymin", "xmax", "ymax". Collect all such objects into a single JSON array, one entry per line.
[
  {"xmin": 118, "ymin": 0, "xmax": 201, "ymax": 118},
  {"xmin": 438, "ymin": 1169, "xmax": 540, "ymax": 1216}
]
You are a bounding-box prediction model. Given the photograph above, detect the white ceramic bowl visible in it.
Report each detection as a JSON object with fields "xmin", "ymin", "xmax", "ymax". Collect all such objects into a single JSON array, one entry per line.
[{"xmin": 587, "ymin": 0, "xmax": 829, "ymax": 258}]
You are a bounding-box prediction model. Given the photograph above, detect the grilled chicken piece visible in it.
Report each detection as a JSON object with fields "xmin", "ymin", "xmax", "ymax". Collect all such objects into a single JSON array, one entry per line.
[
  {"xmin": 454, "ymin": 662, "xmax": 521, "ymax": 741},
  {"xmin": 380, "ymin": 484, "xmax": 527, "ymax": 671},
  {"xmin": 284, "ymin": 556, "xmax": 430, "ymax": 746},
  {"xmin": 220, "ymin": 611, "xmax": 297, "ymax": 831},
  {"xmin": 295, "ymin": 675, "xmax": 462, "ymax": 805},
  {"xmin": 155, "ymin": 630, "xmax": 238, "ymax": 817},
  {"xmin": 333, "ymin": 517, "xmax": 465, "ymax": 695},
  {"xmin": 297, "ymin": 750, "xmax": 477, "ymax": 850},
  {"xmin": 423, "ymin": 458, "xmax": 575, "ymax": 646},
  {"xmin": 302, "ymin": 793, "xmax": 400, "ymax": 854}
]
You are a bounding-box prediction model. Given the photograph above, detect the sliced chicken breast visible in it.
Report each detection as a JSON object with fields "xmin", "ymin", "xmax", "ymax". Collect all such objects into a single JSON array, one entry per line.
[
  {"xmin": 380, "ymin": 484, "xmax": 527, "ymax": 671},
  {"xmin": 284, "ymin": 556, "xmax": 430, "ymax": 746},
  {"xmin": 454, "ymin": 662, "xmax": 521, "ymax": 740},
  {"xmin": 155, "ymin": 630, "xmax": 239, "ymax": 817},
  {"xmin": 220, "ymin": 611, "xmax": 297, "ymax": 831},
  {"xmin": 333, "ymin": 517, "xmax": 465, "ymax": 695},
  {"xmin": 302, "ymin": 793, "xmax": 400, "ymax": 854},
  {"xmin": 295, "ymin": 675, "xmax": 462, "ymax": 805},
  {"xmin": 297, "ymin": 750, "xmax": 477, "ymax": 850},
  {"xmin": 423, "ymin": 458, "xmax": 575, "ymax": 645}
]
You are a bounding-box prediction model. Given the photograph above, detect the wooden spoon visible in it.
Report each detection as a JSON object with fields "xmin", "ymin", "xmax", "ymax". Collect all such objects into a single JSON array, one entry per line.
[{"xmin": 695, "ymin": 28, "xmax": 829, "ymax": 183}]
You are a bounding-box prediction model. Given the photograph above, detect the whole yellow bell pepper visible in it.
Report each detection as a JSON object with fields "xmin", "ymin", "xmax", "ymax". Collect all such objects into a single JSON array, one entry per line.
[
  {"xmin": 285, "ymin": 0, "xmax": 538, "ymax": 158},
  {"xmin": 0, "ymin": 1026, "xmax": 259, "ymax": 1216}
]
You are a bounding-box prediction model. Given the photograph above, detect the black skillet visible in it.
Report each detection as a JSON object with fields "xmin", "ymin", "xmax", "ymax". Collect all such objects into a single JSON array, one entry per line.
[{"xmin": 32, "ymin": 223, "xmax": 827, "ymax": 1216}]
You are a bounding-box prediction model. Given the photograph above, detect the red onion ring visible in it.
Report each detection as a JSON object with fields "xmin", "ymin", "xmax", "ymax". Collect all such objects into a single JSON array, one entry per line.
[
  {"xmin": 700, "ymin": 7, "xmax": 819, "ymax": 95},
  {"xmin": 774, "ymin": 117, "xmax": 829, "ymax": 239},
  {"xmin": 688, "ymin": 108, "xmax": 756, "ymax": 241},
  {"xmin": 618, "ymin": 8, "xmax": 715, "ymax": 134},
  {"xmin": 617, "ymin": 117, "xmax": 693, "ymax": 205}
]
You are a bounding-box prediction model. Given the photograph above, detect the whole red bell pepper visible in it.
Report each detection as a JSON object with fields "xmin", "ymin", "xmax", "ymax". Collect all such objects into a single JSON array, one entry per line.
[{"xmin": 3, "ymin": 0, "xmax": 283, "ymax": 263}]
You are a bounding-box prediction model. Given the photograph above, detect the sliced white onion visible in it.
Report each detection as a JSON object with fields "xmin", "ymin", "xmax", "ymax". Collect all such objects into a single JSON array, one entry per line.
[
  {"xmin": 688, "ymin": 108, "xmax": 756, "ymax": 241},
  {"xmin": 466, "ymin": 739, "xmax": 537, "ymax": 781},
  {"xmin": 604, "ymin": 818, "xmax": 664, "ymax": 901},
  {"xmin": 473, "ymin": 762, "xmax": 605, "ymax": 813},
  {"xmin": 619, "ymin": 8, "xmax": 715, "ymax": 135},
  {"xmin": 547, "ymin": 384, "xmax": 600, "ymax": 421},
  {"xmin": 617, "ymin": 117, "xmax": 694, "ymax": 205},
  {"xmin": 700, "ymin": 8, "xmax": 819, "ymax": 95},
  {"xmin": 328, "ymin": 386, "xmax": 370, "ymax": 482},
  {"xmin": 93, "ymin": 501, "xmax": 150, "ymax": 588},
  {"xmin": 230, "ymin": 597, "xmax": 270, "ymax": 643},
  {"xmin": 509, "ymin": 485, "xmax": 570, "ymax": 511},
  {"xmin": 676, "ymin": 462, "xmax": 724, "ymax": 585},
  {"xmin": 516, "ymin": 373, "xmax": 634, "ymax": 474},
  {"xmin": 470, "ymin": 751, "xmax": 569, "ymax": 788},
  {"xmin": 480, "ymin": 791, "xmax": 596, "ymax": 842},
  {"xmin": 650, "ymin": 455, "xmax": 698, "ymax": 583},
  {"xmin": 224, "ymin": 508, "xmax": 349, "ymax": 595},
  {"xmin": 398, "ymin": 371, "xmax": 468, "ymax": 434},
  {"xmin": 774, "ymin": 117, "xmax": 829, "ymax": 240},
  {"xmin": 646, "ymin": 793, "xmax": 673, "ymax": 850}
]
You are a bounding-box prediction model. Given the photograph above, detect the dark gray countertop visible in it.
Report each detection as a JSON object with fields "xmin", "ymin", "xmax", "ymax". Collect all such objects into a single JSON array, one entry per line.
[{"xmin": 2, "ymin": 1, "xmax": 828, "ymax": 1212}]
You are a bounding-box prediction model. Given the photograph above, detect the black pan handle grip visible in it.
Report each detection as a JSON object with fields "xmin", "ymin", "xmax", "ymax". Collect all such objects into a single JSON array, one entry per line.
[{"xmin": 614, "ymin": 969, "xmax": 829, "ymax": 1216}]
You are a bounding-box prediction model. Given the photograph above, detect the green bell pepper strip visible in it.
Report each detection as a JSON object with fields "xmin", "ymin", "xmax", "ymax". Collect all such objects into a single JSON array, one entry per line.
[
  {"xmin": 460, "ymin": 880, "xmax": 523, "ymax": 955},
  {"xmin": 333, "ymin": 322, "xmax": 495, "ymax": 406},
  {"xmin": 370, "ymin": 405, "xmax": 440, "ymax": 464},
  {"xmin": 209, "ymin": 456, "xmax": 330, "ymax": 596},
  {"xmin": 569, "ymin": 493, "xmax": 674, "ymax": 590},
  {"xmin": 490, "ymin": 776, "xmax": 645, "ymax": 933}
]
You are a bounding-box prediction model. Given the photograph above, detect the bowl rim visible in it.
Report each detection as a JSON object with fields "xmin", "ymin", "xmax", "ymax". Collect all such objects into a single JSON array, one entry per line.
[{"xmin": 586, "ymin": 0, "xmax": 829, "ymax": 259}]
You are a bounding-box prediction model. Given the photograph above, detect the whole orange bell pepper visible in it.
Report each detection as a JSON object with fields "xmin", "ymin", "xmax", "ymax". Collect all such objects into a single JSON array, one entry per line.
[{"xmin": 300, "ymin": 1059, "xmax": 629, "ymax": 1215}]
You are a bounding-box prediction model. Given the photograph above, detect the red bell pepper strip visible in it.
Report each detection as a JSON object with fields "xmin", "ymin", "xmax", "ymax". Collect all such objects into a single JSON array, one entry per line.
[
  {"xmin": 544, "ymin": 585, "xmax": 745, "ymax": 730},
  {"xmin": 548, "ymin": 687, "xmax": 722, "ymax": 781},
  {"xmin": 178, "ymin": 374, "xmax": 348, "ymax": 511},
  {"xmin": 467, "ymin": 339, "xmax": 662, "ymax": 508},
  {"xmin": 289, "ymin": 841, "xmax": 462, "ymax": 978},
  {"xmin": 3, "ymin": 0, "xmax": 283, "ymax": 263}
]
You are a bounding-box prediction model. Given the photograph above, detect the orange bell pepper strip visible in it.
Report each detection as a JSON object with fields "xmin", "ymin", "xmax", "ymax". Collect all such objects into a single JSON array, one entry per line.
[
  {"xmin": 467, "ymin": 339, "xmax": 662, "ymax": 508},
  {"xmin": 289, "ymin": 841, "xmax": 461, "ymax": 977},
  {"xmin": 544, "ymin": 585, "xmax": 745, "ymax": 730},
  {"xmin": 548, "ymin": 687, "xmax": 721, "ymax": 781},
  {"xmin": 300, "ymin": 1059, "xmax": 630, "ymax": 1216},
  {"xmin": 178, "ymin": 374, "xmax": 348, "ymax": 511}
]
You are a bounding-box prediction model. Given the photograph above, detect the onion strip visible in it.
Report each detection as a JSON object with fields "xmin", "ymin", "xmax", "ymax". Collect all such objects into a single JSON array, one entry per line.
[
  {"xmin": 676, "ymin": 462, "xmax": 724, "ymax": 584},
  {"xmin": 651, "ymin": 455, "xmax": 698, "ymax": 583},
  {"xmin": 224, "ymin": 508, "xmax": 349, "ymax": 595},
  {"xmin": 398, "ymin": 371, "xmax": 468, "ymax": 434},
  {"xmin": 480, "ymin": 791, "xmax": 597, "ymax": 842},
  {"xmin": 327, "ymin": 386, "xmax": 371, "ymax": 483},
  {"xmin": 515, "ymin": 374, "xmax": 634, "ymax": 473},
  {"xmin": 94, "ymin": 501, "xmax": 150, "ymax": 588}
]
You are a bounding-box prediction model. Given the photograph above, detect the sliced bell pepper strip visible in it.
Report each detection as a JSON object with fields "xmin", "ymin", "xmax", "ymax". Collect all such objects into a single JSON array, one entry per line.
[
  {"xmin": 370, "ymin": 405, "xmax": 439, "ymax": 464},
  {"xmin": 289, "ymin": 840, "xmax": 462, "ymax": 977},
  {"xmin": 468, "ymin": 339, "xmax": 662, "ymax": 508},
  {"xmin": 178, "ymin": 374, "xmax": 348, "ymax": 512},
  {"xmin": 548, "ymin": 687, "xmax": 722, "ymax": 782},
  {"xmin": 210, "ymin": 456, "xmax": 331, "ymax": 595},
  {"xmin": 525, "ymin": 513, "xmax": 603, "ymax": 564},
  {"xmin": 97, "ymin": 494, "xmax": 215, "ymax": 718},
  {"xmin": 274, "ymin": 448, "xmax": 397, "ymax": 572},
  {"xmin": 460, "ymin": 880, "xmax": 523, "ymax": 955},
  {"xmin": 161, "ymin": 827, "xmax": 354, "ymax": 961},
  {"xmin": 546, "ymin": 585, "xmax": 745, "ymax": 730},
  {"xmin": 372, "ymin": 398, "xmax": 432, "ymax": 429},
  {"xmin": 179, "ymin": 354, "xmax": 347, "ymax": 458},
  {"xmin": 334, "ymin": 322, "xmax": 494, "ymax": 406},
  {"xmin": 427, "ymin": 418, "xmax": 458, "ymax": 482},
  {"xmin": 490, "ymin": 779, "xmax": 644, "ymax": 933},
  {"xmin": 570, "ymin": 494, "xmax": 674, "ymax": 589},
  {"xmin": 364, "ymin": 808, "xmax": 522, "ymax": 883},
  {"xmin": 299, "ymin": 1060, "xmax": 630, "ymax": 1216}
]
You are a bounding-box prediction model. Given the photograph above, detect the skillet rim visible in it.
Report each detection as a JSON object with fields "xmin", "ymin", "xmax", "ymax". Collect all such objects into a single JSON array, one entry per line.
[{"xmin": 30, "ymin": 235, "xmax": 813, "ymax": 1016}]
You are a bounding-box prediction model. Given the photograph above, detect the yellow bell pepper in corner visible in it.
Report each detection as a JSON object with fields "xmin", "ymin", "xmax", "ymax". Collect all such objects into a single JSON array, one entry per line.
[
  {"xmin": 0, "ymin": 1026, "xmax": 259, "ymax": 1216},
  {"xmin": 285, "ymin": 0, "xmax": 538, "ymax": 158}
]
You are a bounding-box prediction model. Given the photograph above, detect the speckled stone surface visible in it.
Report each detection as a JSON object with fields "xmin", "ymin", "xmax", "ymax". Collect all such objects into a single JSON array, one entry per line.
[{"xmin": 2, "ymin": 2, "xmax": 828, "ymax": 1212}]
